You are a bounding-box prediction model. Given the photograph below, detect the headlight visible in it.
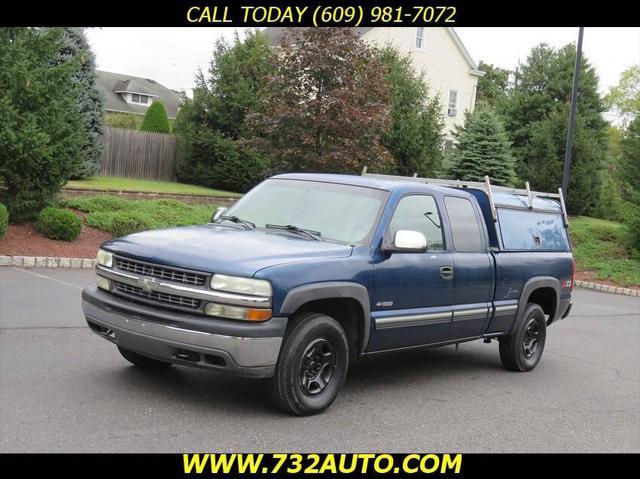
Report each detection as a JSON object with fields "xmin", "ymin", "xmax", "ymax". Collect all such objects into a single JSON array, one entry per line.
[
  {"xmin": 210, "ymin": 274, "xmax": 272, "ymax": 297},
  {"xmin": 96, "ymin": 249, "xmax": 113, "ymax": 268},
  {"xmin": 96, "ymin": 275, "xmax": 111, "ymax": 291},
  {"xmin": 204, "ymin": 303, "xmax": 272, "ymax": 321}
]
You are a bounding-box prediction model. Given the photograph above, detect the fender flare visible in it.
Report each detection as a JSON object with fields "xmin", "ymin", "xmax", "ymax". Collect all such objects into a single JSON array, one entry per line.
[
  {"xmin": 279, "ymin": 282, "xmax": 371, "ymax": 354},
  {"xmin": 511, "ymin": 276, "xmax": 562, "ymax": 334}
]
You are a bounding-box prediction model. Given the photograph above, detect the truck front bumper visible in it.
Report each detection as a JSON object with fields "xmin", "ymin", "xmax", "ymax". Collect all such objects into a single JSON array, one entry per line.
[{"xmin": 82, "ymin": 287, "xmax": 286, "ymax": 378}]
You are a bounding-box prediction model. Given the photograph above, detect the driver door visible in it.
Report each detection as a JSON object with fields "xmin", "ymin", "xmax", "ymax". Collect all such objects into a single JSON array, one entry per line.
[{"xmin": 368, "ymin": 194, "xmax": 454, "ymax": 352}]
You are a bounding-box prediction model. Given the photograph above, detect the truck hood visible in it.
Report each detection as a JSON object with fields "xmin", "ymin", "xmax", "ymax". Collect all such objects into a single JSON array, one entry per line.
[{"xmin": 100, "ymin": 225, "xmax": 353, "ymax": 277}]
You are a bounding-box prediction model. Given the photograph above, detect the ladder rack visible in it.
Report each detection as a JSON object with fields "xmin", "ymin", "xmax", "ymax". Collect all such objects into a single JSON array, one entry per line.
[{"xmin": 361, "ymin": 167, "xmax": 569, "ymax": 226}]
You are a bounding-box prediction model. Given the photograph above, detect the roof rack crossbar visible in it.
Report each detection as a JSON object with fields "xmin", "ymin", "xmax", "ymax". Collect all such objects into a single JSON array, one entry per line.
[
  {"xmin": 361, "ymin": 171, "xmax": 562, "ymax": 200},
  {"xmin": 361, "ymin": 170, "xmax": 567, "ymax": 220}
]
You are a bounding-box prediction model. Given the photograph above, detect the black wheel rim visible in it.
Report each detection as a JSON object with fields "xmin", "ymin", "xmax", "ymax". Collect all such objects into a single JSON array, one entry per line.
[
  {"xmin": 523, "ymin": 318, "xmax": 541, "ymax": 359},
  {"xmin": 299, "ymin": 338, "xmax": 336, "ymax": 396}
]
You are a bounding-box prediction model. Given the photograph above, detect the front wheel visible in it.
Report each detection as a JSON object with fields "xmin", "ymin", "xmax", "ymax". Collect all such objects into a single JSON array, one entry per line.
[
  {"xmin": 268, "ymin": 313, "xmax": 349, "ymax": 416},
  {"xmin": 499, "ymin": 303, "xmax": 547, "ymax": 372}
]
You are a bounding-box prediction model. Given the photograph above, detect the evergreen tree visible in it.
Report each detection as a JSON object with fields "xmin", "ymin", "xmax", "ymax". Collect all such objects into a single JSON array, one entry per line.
[
  {"xmin": 176, "ymin": 30, "xmax": 272, "ymax": 192},
  {"xmin": 140, "ymin": 101, "xmax": 171, "ymax": 133},
  {"xmin": 476, "ymin": 60, "xmax": 511, "ymax": 109},
  {"xmin": 56, "ymin": 28, "xmax": 105, "ymax": 178},
  {"xmin": 378, "ymin": 47, "xmax": 443, "ymax": 177},
  {"xmin": 448, "ymin": 106, "xmax": 516, "ymax": 186},
  {"xmin": 620, "ymin": 115, "xmax": 640, "ymax": 203},
  {"xmin": 505, "ymin": 43, "xmax": 608, "ymax": 215},
  {"xmin": 0, "ymin": 28, "xmax": 84, "ymax": 222}
]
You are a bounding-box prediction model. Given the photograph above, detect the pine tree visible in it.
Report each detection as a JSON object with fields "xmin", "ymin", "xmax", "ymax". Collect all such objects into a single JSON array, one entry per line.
[
  {"xmin": 0, "ymin": 28, "xmax": 84, "ymax": 222},
  {"xmin": 449, "ymin": 106, "xmax": 516, "ymax": 186},
  {"xmin": 56, "ymin": 28, "xmax": 105, "ymax": 178},
  {"xmin": 504, "ymin": 43, "xmax": 607, "ymax": 215},
  {"xmin": 378, "ymin": 47, "xmax": 443, "ymax": 177},
  {"xmin": 176, "ymin": 30, "xmax": 271, "ymax": 192},
  {"xmin": 140, "ymin": 101, "xmax": 171, "ymax": 133}
]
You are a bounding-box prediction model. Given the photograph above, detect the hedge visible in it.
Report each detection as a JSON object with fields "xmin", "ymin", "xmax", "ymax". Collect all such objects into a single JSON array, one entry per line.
[
  {"xmin": 36, "ymin": 207, "xmax": 83, "ymax": 241},
  {"xmin": 0, "ymin": 203, "xmax": 8, "ymax": 239}
]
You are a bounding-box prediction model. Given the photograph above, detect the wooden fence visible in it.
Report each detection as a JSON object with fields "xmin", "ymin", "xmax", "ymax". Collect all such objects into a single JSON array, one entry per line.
[{"xmin": 99, "ymin": 127, "xmax": 180, "ymax": 181}]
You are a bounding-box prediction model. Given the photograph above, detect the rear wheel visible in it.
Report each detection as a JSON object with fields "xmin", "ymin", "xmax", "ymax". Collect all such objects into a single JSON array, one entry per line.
[
  {"xmin": 117, "ymin": 346, "xmax": 173, "ymax": 369},
  {"xmin": 499, "ymin": 303, "xmax": 546, "ymax": 372},
  {"xmin": 268, "ymin": 313, "xmax": 349, "ymax": 416}
]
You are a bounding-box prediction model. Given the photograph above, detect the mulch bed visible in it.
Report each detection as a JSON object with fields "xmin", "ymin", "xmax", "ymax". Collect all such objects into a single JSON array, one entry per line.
[{"xmin": 0, "ymin": 221, "xmax": 111, "ymax": 258}]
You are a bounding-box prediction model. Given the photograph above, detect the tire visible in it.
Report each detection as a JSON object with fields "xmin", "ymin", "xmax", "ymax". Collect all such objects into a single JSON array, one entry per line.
[
  {"xmin": 268, "ymin": 313, "xmax": 349, "ymax": 416},
  {"xmin": 499, "ymin": 303, "xmax": 547, "ymax": 372},
  {"xmin": 117, "ymin": 346, "xmax": 173, "ymax": 369}
]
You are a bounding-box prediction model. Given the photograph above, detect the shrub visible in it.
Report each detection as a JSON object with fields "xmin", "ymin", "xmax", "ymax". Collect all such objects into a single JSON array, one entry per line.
[
  {"xmin": 140, "ymin": 101, "xmax": 170, "ymax": 133},
  {"xmin": 109, "ymin": 213, "xmax": 152, "ymax": 237},
  {"xmin": 0, "ymin": 203, "xmax": 8, "ymax": 239},
  {"xmin": 36, "ymin": 207, "xmax": 83, "ymax": 241},
  {"xmin": 624, "ymin": 212, "xmax": 640, "ymax": 257},
  {"xmin": 0, "ymin": 28, "xmax": 86, "ymax": 222},
  {"xmin": 177, "ymin": 131, "xmax": 266, "ymax": 193}
]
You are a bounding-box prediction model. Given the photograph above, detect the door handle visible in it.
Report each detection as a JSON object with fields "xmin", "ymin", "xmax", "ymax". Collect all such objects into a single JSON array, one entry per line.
[{"xmin": 440, "ymin": 266, "xmax": 454, "ymax": 280}]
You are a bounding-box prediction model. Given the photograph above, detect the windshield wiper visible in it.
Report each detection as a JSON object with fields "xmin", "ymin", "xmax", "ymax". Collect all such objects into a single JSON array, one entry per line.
[
  {"xmin": 265, "ymin": 224, "xmax": 321, "ymax": 241},
  {"xmin": 218, "ymin": 215, "xmax": 255, "ymax": 230}
]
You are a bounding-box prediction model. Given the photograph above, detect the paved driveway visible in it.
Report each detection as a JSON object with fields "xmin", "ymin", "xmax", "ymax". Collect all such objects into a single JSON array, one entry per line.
[{"xmin": 1, "ymin": 267, "xmax": 638, "ymax": 452}]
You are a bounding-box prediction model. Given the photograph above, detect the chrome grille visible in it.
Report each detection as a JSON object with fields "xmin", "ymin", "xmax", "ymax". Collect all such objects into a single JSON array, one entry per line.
[
  {"xmin": 115, "ymin": 257, "xmax": 207, "ymax": 286},
  {"xmin": 114, "ymin": 281, "xmax": 201, "ymax": 309}
]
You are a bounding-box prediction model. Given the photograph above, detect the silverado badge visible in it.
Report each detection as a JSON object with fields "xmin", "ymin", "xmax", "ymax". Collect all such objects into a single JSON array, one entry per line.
[{"xmin": 137, "ymin": 277, "xmax": 160, "ymax": 293}]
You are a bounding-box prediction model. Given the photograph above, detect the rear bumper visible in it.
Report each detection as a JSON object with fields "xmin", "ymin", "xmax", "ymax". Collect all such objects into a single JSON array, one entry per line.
[{"xmin": 82, "ymin": 287, "xmax": 286, "ymax": 378}]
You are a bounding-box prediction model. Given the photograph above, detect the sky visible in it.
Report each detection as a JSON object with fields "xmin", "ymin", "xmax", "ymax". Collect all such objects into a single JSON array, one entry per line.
[{"xmin": 86, "ymin": 27, "xmax": 639, "ymax": 95}]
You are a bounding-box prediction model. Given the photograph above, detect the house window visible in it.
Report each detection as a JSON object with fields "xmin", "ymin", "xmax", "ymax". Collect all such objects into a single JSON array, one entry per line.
[
  {"xmin": 447, "ymin": 90, "xmax": 458, "ymax": 117},
  {"xmin": 131, "ymin": 93, "xmax": 149, "ymax": 105},
  {"xmin": 415, "ymin": 27, "xmax": 425, "ymax": 49}
]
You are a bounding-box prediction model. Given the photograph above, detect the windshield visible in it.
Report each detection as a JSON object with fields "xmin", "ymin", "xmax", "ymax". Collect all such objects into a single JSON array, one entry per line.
[{"xmin": 223, "ymin": 179, "xmax": 388, "ymax": 244}]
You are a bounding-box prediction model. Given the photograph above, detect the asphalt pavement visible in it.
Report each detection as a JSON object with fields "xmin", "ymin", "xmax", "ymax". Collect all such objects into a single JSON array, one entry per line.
[{"xmin": 0, "ymin": 267, "xmax": 638, "ymax": 452}]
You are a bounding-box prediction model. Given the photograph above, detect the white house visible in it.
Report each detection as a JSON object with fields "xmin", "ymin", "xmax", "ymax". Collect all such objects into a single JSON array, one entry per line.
[{"xmin": 266, "ymin": 27, "xmax": 484, "ymax": 148}]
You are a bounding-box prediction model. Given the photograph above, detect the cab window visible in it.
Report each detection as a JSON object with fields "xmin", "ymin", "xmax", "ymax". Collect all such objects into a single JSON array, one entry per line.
[
  {"xmin": 444, "ymin": 196, "xmax": 483, "ymax": 253},
  {"xmin": 388, "ymin": 195, "xmax": 445, "ymax": 251}
]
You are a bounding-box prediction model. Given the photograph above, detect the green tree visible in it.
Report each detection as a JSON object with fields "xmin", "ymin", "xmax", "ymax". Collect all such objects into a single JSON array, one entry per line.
[
  {"xmin": 604, "ymin": 65, "xmax": 640, "ymax": 116},
  {"xmin": 176, "ymin": 30, "xmax": 272, "ymax": 192},
  {"xmin": 140, "ymin": 101, "xmax": 170, "ymax": 133},
  {"xmin": 448, "ymin": 106, "xmax": 516, "ymax": 186},
  {"xmin": 56, "ymin": 28, "xmax": 105, "ymax": 178},
  {"xmin": 620, "ymin": 115, "xmax": 640, "ymax": 202},
  {"xmin": 505, "ymin": 43, "xmax": 608, "ymax": 215},
  {"xmin": 244, "ymin": 28, "xmax": 393, "ymax": 174},
  {"xmin": 0, "ymin": 28, "xmax": 84, "ymax": 222},
  {"xmin": 620, "ymin": 116, "xmax": 640, "ymax": 252},
  {"xmin": 378, "ymin": 47, "xmax": 443, "ymax": 177},
  {"xmin": 476, "ymin": 60, "xmax": 511, "ymax": 108}
]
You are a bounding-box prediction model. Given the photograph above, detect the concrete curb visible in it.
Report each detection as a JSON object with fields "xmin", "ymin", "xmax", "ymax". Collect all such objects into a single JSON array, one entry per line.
[
  {"xmin": 574, "ymin": 280, "xmax": 639, "ymax": 297},
  {"xmin": 0, "ymin": 255, "xmax": 96, "ymax": 269}
]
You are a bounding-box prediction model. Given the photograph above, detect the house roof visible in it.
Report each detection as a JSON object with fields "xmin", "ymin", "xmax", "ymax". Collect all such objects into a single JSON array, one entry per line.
[
  {"xmin": 264, "ymin": 27, "xmax": 484, "ymax": 76},
  {"xmin": 96, "ymin": 70, "xmax": 181, "ymax": 119}
]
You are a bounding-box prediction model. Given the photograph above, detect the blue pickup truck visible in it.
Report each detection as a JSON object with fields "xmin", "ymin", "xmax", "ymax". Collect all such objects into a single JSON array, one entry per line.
[{"xmin": 82, "ymin": 172, "xmax": 575, "ymax": 415}]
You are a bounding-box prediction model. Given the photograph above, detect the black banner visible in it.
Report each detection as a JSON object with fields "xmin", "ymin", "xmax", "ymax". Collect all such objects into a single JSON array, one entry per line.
[
  {"xmin": 2, "ymin": 0, "xmax": 637, "ymax": 27},
  {"xmin": 0, "ymin": 453, "xmax": 636, "ymax": 477}
]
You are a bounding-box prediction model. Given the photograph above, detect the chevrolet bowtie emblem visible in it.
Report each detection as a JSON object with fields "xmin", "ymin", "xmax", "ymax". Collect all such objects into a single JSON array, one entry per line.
[{"xmin": 137, "ymin": 277, "xmax": 160, "ymax": 293}]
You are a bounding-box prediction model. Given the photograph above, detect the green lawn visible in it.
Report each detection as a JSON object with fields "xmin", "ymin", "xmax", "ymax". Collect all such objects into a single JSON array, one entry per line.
[
  {"xmin": 569, "ymin": 216, "xmax": 640, "ymax": 287},
  {"xmin": 65, "ymin": 176, "xmax": 241, "ymax": 198},
  {"xmin": 66, "ymin": 195, "xmax": 216, "ymax": 236}
]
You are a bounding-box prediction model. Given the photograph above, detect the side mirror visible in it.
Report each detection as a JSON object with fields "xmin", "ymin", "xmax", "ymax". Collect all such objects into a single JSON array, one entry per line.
[
  {"xmin": 384, "ymin": 230, "xmax": 428, "ymax": 253},
  {"xmin": 211, "ymin": 207, "xmax": 228, "ymax": 223}
]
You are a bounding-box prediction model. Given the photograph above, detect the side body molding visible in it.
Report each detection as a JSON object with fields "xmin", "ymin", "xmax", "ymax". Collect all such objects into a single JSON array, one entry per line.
[
  {"xmin": 279, "ymin": 282, "xmax": 372, "ymax": 354},
  {"xmin": 512, "ymin": 276, "xmax": 562, "ymax": 333}
]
